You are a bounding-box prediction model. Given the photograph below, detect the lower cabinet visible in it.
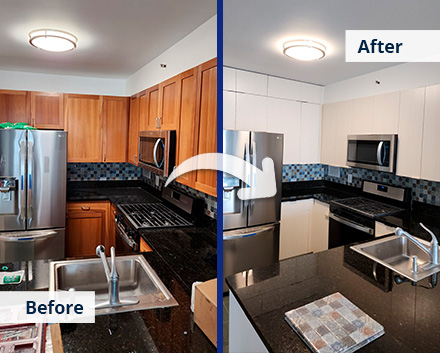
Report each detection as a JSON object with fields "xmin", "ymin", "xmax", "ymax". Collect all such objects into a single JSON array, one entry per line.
[
  {"xmin": 66, "ymin": 201, "xmax": 115, "ymax": 257},
  {"xmin": 280, "ymin": 199, "xmax": 329, "ymax": 260}
]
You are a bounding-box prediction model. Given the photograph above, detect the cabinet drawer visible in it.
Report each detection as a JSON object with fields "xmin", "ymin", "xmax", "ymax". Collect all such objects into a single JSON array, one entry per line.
[{"xmin": 67, "ymin": 201, "xmax": 109, "ymax": 213}]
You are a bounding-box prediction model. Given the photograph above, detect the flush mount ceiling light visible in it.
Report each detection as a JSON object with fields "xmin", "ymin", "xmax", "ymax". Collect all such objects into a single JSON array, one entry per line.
[
  {"xmin": 29, "ymin": 29, "xmax": 77, "ymax": 52},
  {"xmin": 283, "ymin": 39, "xmax": 326, "ymax": 61}
]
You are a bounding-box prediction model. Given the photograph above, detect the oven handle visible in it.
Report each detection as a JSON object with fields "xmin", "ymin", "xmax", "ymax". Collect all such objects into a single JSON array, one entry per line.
[
  {"xmin": 377, "ymin": 141, "xmax": 384, "ymax": 166},
  {"xmin": 116, "ymin": 221, "xmax": 139, "ymax": 251},
  {"xmin": 329, "ymin": 212, "xmax": 374, "ymax": 235}
]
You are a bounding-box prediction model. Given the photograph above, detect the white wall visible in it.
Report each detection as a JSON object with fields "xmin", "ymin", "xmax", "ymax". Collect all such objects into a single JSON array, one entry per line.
[
  {"xmin": 125, "ymin": 15, "xmax": 217, "ymax": 96},
  {"xmin": 324, "ymin": 62, "xmax": 440, "ymax": 103},
  {"xmin": 0, "ymin": 69, "xmax": 126, "ymax": 96}
]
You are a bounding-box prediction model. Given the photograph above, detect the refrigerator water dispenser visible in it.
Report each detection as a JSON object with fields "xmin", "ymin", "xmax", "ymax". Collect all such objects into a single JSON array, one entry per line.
[{"xmin": 0, "ymin": 177, "xmax": 17, "ymax": 215}]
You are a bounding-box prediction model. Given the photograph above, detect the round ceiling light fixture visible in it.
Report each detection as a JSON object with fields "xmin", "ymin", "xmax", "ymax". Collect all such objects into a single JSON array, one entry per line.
[
  {"xmin": 283, "ymin": 39, "xmax": 326, "ymax": 61},
  {"xmin": 29, "ymin": 29, "xmax": 77, "ymax": 52}
]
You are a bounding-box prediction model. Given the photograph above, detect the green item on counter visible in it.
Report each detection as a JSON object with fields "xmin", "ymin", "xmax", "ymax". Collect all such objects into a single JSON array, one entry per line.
[
  {"xmin": 0, "ymin": 122, "xmax": 37, "ymax": 130},
  {"xmin": 0, "ymin": 122, "xmax": 14, "ymax": 129},
  {"xmin": 0, "ymin": 270, "xmax": 24, "ymax": 284}
]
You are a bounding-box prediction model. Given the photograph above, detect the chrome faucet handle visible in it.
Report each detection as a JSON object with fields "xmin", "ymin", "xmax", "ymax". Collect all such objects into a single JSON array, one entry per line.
[
  {"xmin": 96, "ymin": 245, "xmax": 110, "ymax": 280},
  {"xmin": 110, "ymin": 247, "xmax": 118, "ymax": 279},
  {"xmin": 96, "ymin": 245, "xmax": 105, "ymax": 256},
  {"xmin": 420, "ymin": 223, "xmax": 439, "ymax": 265},
  {"xmin": 420, "ymin": 223, "xmax": 439, "ymax": 245}
]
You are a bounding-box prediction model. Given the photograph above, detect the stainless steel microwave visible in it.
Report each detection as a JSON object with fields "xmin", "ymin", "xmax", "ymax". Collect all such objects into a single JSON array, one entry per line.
[
  {"xmin": 347, "ymin": 134, "xmax": 398, "ymax": 173},
  {"xmin": 138, "ymin": 130, "xmax": 176, "ymax": 176}
]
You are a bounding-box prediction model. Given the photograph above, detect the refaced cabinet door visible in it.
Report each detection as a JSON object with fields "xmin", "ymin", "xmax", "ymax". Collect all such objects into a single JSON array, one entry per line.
[
  {"xmin": 158, "ymin": 76, "xmax": 180, "ymax": 130},
  {"xmin": 128, "ymin": 96, "xmax": 140, "ymax": 165},
  {"xmin": 0, "ymin": 90, "xmax": 30, "ymax": 124},
  {"xmin": 103, "ymin": 96, "xmax": 128, "ymax": 162}
]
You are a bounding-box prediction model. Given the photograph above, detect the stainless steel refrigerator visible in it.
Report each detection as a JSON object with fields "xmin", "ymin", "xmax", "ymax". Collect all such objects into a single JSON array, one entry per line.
[
  {"xmin": 223, "ymin": 130, "xmax": 283, "ymax": 291},
  {"xmin": 0, "ymin": 130, "xmax": 67, "ymax": 262}
]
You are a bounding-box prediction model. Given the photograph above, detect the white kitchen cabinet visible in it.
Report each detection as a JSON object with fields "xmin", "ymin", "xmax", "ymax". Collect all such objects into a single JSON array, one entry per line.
[
  {"xmin": 421, "ymin": 84, "xmax": 440, "ymax": 182},
  {"xmin": 301, "ymin": 103, "xmax": 321, "ymax": 164},
  {"xmin": 267, "ymin": 97, "xmax": 301, "ymax": 164},
  {"xmin": 373, "ymin": 91, "xmax": 400, "ymax": 134},
  {"xmin": 349, "ymin": 96, "xmax": 374, "ymax": 134},
  {"xmin": 375, "ymin": 221, "xmax": 395, "ymax": 238},
  {"xmin": 310, "ymin": 200, "xmax": 329, "ymax": 252},
  {"xmin": 396, "ymin": 87, "xmax": 425, "ymax": 179},
  {"xmin": 223, "ymin": 91, "xmax": 236, "ymax": 130},
  {"xmin": 334, "ymin": 100, "xmax": 351, "ymax": 167},
  {"xmin": 235, "ymin": 93, "xmax": 267, "ymax": 131},
  {"xmin": 223, "ymin": 67, "xmax": 236, "ymax": 91},
  {"xmin": 280, "ymin": 199, "xmax": 313, "ymax": 260},
  {"xmin": 321, "ymin": 103, "xmax": 338, "ymax": 166},
  {"xmin": 236, "ymin": 70, "xmax": 267, "ymax": 96},
  {"xmin": 268, "ymin": 76, "xmax": 323, "ymax": 104}
]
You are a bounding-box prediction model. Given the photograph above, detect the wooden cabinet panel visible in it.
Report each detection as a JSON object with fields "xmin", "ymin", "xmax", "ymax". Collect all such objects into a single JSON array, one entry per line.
[
  {"xmin": 349, "ymin": 96, "xmax": 373, "ymax": 134},
  {"xmin": 108, "ymin": 203, "xmax": 117, "ymax": 250},
  {"xmin": 0, "ymin": 90, "xmax": 30, "ymax": 124},
  {"xmin": 102, "ymin": 96, "xmax": 128, "ymax": 162},
  {"xmin": 373, "ymin": 92, "xmax": 400, "ymax": 134},
  {"xmin": 310, "ymin": 200, "xmax": 329, "ymax": 253},
  {"xmin": 127, "ymin": 96, "xmax": 140, "ymax": 165},
  {"xmin": 141, "ymin": 85, "xmax": 159, "ymax": 130},
  {"xmin": 65, "ymin": 94, "xmax": 103, "ymax": 162},
  {"xmin": 158, "ymin": 76, "xmax": 180, "ymax": 130},
  {"xmin": 66, "ymin": 202, "xmax": 109, "ymax": 257},
  {"xmin": 30, "ymin": 92, "xmax": 63, "ymax": 129},
  {"xmin": 176, "ymin": 67, "xmax": 198, "ymax": 188},
  {"xmin": 195, "ymin": 59, "xmax": 217, "ymax": 196},
  {"xmin": 396, "ymin": 87, "xmax": 425, "ymax": 179},
  {"xmin": 140, "ymin": 238, "xmax": 153, "ymax": 252}
]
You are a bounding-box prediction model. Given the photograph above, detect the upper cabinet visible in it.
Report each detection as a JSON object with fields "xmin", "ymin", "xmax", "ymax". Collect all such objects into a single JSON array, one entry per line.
[
  {"xmin": 65, "ymin": 94, "xmax": 103, "ymax": 162},
  {"xmin": 127, "ymin": 95, "xmax": 140, "ymax": 165},
  {"xmin": 396, "ymin": 87, "xmax": 425, "ymax": 179},
  {"xmin": 158, "ymin": 75, "xmax": 180, "ymax": 130},
  {"xmin": 30, "ymin": 92, "xmax": 64, "ymax": 130},
  {"xmin": 0, "ymin": 90, "xmax": 30, "ymax": 124},
  {"xmin": 194, "ymin": 58, "xmax": 217, "ymax": 196},
  {"xmin": 372, "ymin": 92, "xmax": 400, "ymax": 134},
  {"xmin": 141, "ymin": 85, "xmax": 159, "ymax": 131},
  {"xmin": 102, "ymin": 96, "xmax": 129, "ymax": 163}
]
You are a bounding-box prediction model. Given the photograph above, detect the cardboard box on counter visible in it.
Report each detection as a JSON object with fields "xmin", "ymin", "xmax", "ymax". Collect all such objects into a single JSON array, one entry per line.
[{"xmin": 194, "ymin": 278, "xmax": 217, "ymax": 347}]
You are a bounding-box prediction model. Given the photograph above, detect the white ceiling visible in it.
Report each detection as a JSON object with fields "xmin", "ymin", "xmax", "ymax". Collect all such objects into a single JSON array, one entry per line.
[
  {"xmin": 0, "ymin": 0, "xmax": 216, "ymax": 78},
  {"xmin": 224, "ymin": 0, "xmax": 440, "ymax": 86}
]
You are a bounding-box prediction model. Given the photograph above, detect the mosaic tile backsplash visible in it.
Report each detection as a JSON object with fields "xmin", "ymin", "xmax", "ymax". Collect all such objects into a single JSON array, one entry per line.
[
  {"xmin": 284, "ymin": 163, "xmax": 440, "ymax": 207},
  {"xmin": 67, "ymin": 163, "xmax": 217, "ymax": 219}
]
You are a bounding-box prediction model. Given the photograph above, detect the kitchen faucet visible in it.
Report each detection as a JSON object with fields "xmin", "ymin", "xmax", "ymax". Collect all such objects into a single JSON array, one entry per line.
[
  {"xmin": 395, "ymin": 223, "xmax": 439, "ymax": 271},
  {"xmin": 95, "ymin": 245, "xmax": 139, "ymax": 308}
]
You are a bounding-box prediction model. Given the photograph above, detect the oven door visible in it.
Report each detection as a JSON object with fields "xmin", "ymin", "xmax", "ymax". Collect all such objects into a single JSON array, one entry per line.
[
  {"xmin": 138, "ymin": 130, "xmax": 176, "ymax": 176},
  {"xmin": 328, "ymin": 212, "xmax": 374, "ymax": 249},
  {"xmin": 115, "ymin": 216, "xmax": 139, "ymax": 254},
  {"xmin": 347, "ymin": 134, "xmax": 397, "ymax": 172}
]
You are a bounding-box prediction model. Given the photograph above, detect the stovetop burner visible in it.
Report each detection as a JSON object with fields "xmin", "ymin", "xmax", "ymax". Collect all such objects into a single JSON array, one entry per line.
[
  {"xmin": 331, "ymin": 197, "xmax": 404, "ymax": 218},
  {"xmin": 118, "ymin": 203, "xmax": 193, "ymax": 229}
]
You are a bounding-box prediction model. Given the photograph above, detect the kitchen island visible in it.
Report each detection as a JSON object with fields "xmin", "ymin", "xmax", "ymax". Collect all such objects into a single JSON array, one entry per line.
[{"xmin": 226, "ymin": 242, "xmax": 440, "ymax": 353}]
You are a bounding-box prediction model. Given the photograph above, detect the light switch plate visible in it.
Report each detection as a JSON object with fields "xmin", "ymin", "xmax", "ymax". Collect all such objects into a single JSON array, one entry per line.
[
  {"xmin": 155, "ymin": 175, "xmax": 160, "ymax": 187},
  {"xmin": 348, "ymin": 174, "xmax": 353, "ymax": 183},
  {"xmin": 143, "ymin": 169, "xmax": 152, "ymax": 179}
]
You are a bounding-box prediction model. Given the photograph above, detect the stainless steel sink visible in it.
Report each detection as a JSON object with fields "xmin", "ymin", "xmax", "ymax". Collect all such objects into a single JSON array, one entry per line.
[
  {"xmin": 351, "ymin": 235, "xmax": 440, "ymax": 282},
  {"xmin": 49, "ymin": 255, "xmax": 178, "ymax": 315}
]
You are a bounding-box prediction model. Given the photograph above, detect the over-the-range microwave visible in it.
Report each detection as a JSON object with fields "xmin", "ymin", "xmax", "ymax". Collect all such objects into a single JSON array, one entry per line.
[
  {"xmin": 138, "ymin": 130, "xmax": 176, "ymax": 177},
  {"xmin": 347, "ymin": 134, "xmax": 398, "ymax": 173}
]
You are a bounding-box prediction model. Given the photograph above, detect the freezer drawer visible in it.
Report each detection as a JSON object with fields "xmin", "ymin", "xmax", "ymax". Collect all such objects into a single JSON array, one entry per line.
[
  {"xmin": 223, "ymin": 223, "xmax": 280, "ymax": 292},
  {"xmin": 0, "ymin": 228, "xmax": 65, "ymax": 262}
]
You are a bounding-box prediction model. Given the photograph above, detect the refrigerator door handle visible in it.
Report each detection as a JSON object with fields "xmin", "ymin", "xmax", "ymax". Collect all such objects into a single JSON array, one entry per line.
[
  {"xmin": 27, "ymin": 136, "xmax": 34, "ymax": 221},
  {"xmin": 0, "ymin": 230, "xmax": 57, "ymax": 242},
  {"xmin": 250, "ymin": 140, "xmax": 257, "ymax": 213},
  {"xmin": 243, "ymin": 140, "xmax": 251, "ymax": 208},
  {"xmin": 19, "ymin": 137, "xmax": 26, "ymax": 221},
  {"xmin": 223, "ymin": 224, "xmax": 276, "ymax": 240}
]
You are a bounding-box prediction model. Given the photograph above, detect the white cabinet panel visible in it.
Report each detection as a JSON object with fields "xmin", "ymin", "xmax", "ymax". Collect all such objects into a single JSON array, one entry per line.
[
  {"xmin": 349, "ymin": 96, "xmax": 374, "ymax": 134},
  {"xmin": 223, "ymin": 91, "xmax": 236, "ymax": 130},
  {"xmin": 236, "ymin": 70, "xmax": 268, "ymax": 96},
  {"xmin": 280, "ymin": 199, "xmax": 313, "ymax": 260},
  {"xmin": 396, "ymin": 87, "xmax": 425, "ymax": 179},
  {"xmin": 267, "ymin": 97, "xmax": 301, "ymax": 164},
  {"xmin": 321, "ymin": 103, "xmax": 337, "ymax": 166},
  {"xmin": 223, "ymin": 67, "xmax": 236, "ymax": 91},
  {"xmin": 268, "ymin": 76, "xmax": 323, "ymax": 104},
  {"xmin": 236, "ymin": 93, "xmax": 267, "ymax": 131},
  {"xmin": 335, "ymin": 100, "xmax": 352, "ymax": 167},
  {"xmin": 373, "ymin": 92, "xmax": 400, "ymax": 134},
  {"xmin": 301, "ymin": 103, "xmax": 321, "ymax": 164},
  {"xmin": 421, "ymin": 84, "xmax": 440, "ymax": 182},
  {"xmin": 311, "ymin": 200, "xmax": 329, "ymax": 253},
  {"xmin": 375, "ymin": 221, "xmax": 395, "ymax": 238}
]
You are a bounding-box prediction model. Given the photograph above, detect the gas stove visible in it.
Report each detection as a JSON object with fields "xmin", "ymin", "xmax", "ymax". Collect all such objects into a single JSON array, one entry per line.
[
  {"xmin": 118, "ymin": 203, "xmax": 193, "ymax": 229},
  {"xmin": 331, "ymin": 197, "xmax": 404, "ymax": 218}
]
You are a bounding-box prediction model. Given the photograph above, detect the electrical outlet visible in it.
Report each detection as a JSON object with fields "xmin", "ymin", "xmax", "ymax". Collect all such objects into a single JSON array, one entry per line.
[
  {"xmin": 143, "ymin": 169, "xmax": 152, "ymax": 179},
  {"xmin": 155, "ymin": 175, "xmax": 160, "ymax": 187},
  {"xmin": 348, "ymin": 174, "xmax": 353, "ymax": 183}
]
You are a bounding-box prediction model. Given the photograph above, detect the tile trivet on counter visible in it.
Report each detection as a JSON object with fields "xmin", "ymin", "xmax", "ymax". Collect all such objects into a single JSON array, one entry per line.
[{"xmin": 285, "ymin": 292, "xmax": 384, "ymax": 353}]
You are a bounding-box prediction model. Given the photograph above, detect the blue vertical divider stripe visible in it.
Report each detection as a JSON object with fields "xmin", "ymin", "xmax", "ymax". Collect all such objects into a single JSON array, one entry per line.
[{"xmin": 217, "ymin": 1, "xmax": 224, "ymax": 351}]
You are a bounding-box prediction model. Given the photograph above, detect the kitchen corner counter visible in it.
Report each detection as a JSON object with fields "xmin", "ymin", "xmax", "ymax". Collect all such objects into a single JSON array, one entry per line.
[{"xmin": 226, "ymin": 244, "xmax": 440, "ymax": 353}]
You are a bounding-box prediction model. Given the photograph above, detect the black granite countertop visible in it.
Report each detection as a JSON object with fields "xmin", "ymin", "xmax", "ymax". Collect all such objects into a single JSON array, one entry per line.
[
  {"xmin": 282, "ymin": 181, "xmax": 359, "ymax": 204},
  {"xmin": 226, "ymin": 244, "xmax": 440, "ymax": 353}
]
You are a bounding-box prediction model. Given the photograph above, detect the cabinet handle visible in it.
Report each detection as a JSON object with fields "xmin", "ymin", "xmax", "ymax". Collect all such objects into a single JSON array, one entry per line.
[
  {"xmin": 104, "ymin": 153, "xmax": 106, "ymax": 162},
  {"xmin": 155, "ymin": 117, "xmax": 158, "ymax": 129},
  {"xmin": 158, "ymin": 116, "xmax": 162, "ymax": 129},
  {"xmin": 134, "ymin": 155, "xmax": 137, "ymax": 163},
  {"xmin": 81, "ymin": 206, "xmax": 91, "ymax": 211}
]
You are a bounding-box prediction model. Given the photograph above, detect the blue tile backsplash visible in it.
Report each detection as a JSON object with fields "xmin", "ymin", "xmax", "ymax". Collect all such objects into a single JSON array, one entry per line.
[
  {"xmin": 283, "ymin": 163, "xmax": 440, "ymax": 207},
  {"xmin": 67, "ymin": 163, "xmax": 217, "ymax": 218}
]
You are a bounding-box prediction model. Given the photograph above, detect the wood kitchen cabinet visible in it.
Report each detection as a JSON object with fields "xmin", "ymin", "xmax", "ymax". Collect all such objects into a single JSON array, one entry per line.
[
  {"xmin": 102, "ymin": 96, "xmax": 129, "ymax": 162},
  {"xmin": 140, "ymin": 85, "xmax": 159, "ymax": 130},
  {"xmin": 64, "ymin": 94, "xmax": 103, "ymax": 162},
  {"xmin": 127, "ymin": 95, "xmax": 140, "ymax": 165},
  {"xmin": 158, "ymin": 75, "xmax": 180, "ymax": 130},
  {"xmin": 0, "ymin": 90, "xmax": 30, "ymax": 124},
  {"xmin": 194, "ymin": 58, "xmax": 217, "ymax": 196},
  {"xmin": 66, "ymin": 201, "xmax": 112, "ymax": 257},
  {"xmin": 30, "ymin": 92, "xmax": 64, "ymax": 129}
]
